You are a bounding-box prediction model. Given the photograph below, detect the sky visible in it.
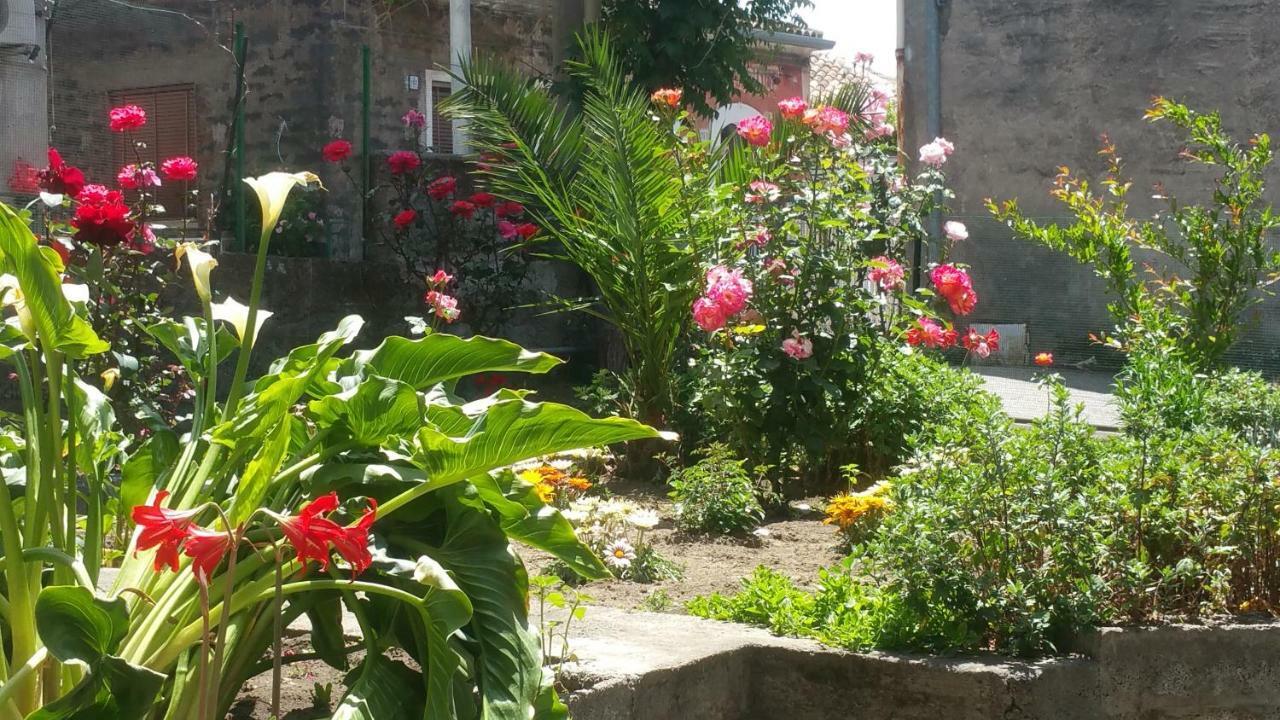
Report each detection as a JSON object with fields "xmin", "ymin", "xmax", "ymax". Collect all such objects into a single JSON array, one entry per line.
[{"xmin": 800, "ymin": 0, "xmax": 897, "ymax": 78}]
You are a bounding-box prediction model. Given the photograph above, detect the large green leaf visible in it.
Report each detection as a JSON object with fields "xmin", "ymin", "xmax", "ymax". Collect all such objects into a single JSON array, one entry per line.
[
  {"xmin": 35, "ymin": 586, "xmax": 129, "ymax": 663},
  {"xmin": 228, "ymin": 414, "xmax": 295, "ymax": 524},
  {"xmin": 25, "ymin": 656, "xmax": 165, "ymax": 720},
  {"xmin": 412, "ymin": 398, "xmax": 665, "ymax": 492},
  {"xmin": 310, "ymin": 376, "xmax": 424, "ymax": 446},
  {"xmin": 472, "ymin": 470, "xmax": 608, "ymax": 580},
  {"xmin": 119, "ymin": 433, "xmax": 178, "ymax": 516},
  {"xmin": 0, "ymin": 202, "xmax": 107, "ymax": 357},
  {"xmin": 332, "ymin": 656, "xmax": 425, "ymax": 720},
  {"xmin": 145, "ymin": 317, "xmax": 237, "ymax": 382},
  {"xmin": 342, "ymin": 334, "xmax": 562, "ymax": 391},
  {"xmin": 429, "ymin": 488, "xmax": 543, "ymax": 720}
]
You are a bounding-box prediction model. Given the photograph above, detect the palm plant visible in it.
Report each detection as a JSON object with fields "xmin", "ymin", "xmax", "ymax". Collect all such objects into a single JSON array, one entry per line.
[{"xmin": 442, "ymin": 31, "xmax": 714, "ymax": 431}]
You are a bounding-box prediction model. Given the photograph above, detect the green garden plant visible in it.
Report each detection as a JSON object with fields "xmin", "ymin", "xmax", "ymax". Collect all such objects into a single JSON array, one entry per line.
[
  {"xmin": 666, "ymin": 443, "xmax": 766, "ymax": 535},
  {"xmin": 989, "ymin": 98, "xmax": 1280, "ymax": 369},
  {"xmin": 0, "ymin": 159, "xmax": 662, "ymax": 719}
]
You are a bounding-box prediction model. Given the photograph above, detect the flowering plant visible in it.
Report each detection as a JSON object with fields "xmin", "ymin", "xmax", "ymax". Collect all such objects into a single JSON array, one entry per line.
[
  {"xmin": 684, "ymin": 89, "xmax": 978, "ymax": 491},
  {"xmin": 557, "ymin": 497, "xmax": 677, "ymax": 583},
  {"xmin": 325, "ymin": 111, "xmax": 536, "ymax": 335},
  {"xmin": 0, "ymin": 167, "xmax": 662, "ymax": 719}
]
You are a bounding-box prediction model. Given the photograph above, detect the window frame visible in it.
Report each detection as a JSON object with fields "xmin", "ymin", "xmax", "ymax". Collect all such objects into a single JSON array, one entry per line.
[{"xmin": 419, "ymin": 70, "xmax": 456, "ymax": 155}]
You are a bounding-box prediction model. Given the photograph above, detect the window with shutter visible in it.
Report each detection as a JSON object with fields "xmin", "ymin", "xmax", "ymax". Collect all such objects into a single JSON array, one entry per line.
[
  {"xmin": 109, "ymin": 84, "xmax": 197, "ymax": 221},
  {"xmin": 430, "ymin": 82, "xmax": 454, "ymax": 154}
]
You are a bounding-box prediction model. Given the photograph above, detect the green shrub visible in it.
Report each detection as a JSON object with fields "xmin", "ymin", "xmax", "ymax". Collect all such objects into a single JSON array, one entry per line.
[{"xmin": 667, "ymin": 443, "xmax": 766, "ymax": 534}]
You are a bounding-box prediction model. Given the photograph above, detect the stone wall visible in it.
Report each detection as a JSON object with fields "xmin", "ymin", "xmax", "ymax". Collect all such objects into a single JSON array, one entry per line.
[
  {"xmin": 562, "ymin": 607, "xmax": 1280, "ymax": 720},
  {"xmin": 901, "ymin": 1, "xmax": 1280, "ymax": 371}
]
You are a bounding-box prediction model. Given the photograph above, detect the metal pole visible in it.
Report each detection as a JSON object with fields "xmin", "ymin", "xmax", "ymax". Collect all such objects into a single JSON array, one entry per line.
[
  {"xmin": 913, "ymin": 0, "xmax": 943, "ymax": 291},
  {"xmin": 361, "ymin": 44, "xmax": 371, "ymax": 252},
  {"xmin": 234, "ymin": 22, "xmax": 247, "ymax": 253}
]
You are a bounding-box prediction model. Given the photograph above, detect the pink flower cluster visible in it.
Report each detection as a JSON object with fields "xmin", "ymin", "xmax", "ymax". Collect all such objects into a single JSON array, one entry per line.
[
  {"xmin": 867, "ymin": 256, "xmax": 904, "ymax": 292},
  {"xmin": 919, "ymin": 137, "xmax": 955, "ymax": 167},
  {"xmin": 782, "ymin": 331, "xmax": 813, "ymax": 360},
  {"xmin": 962, "ymin": 327, "xmax": 1000, "ymax": 358},
  {"xmin": 692, "ymin": 265, "xmax": 753, "ymax": 332},
  {"xmin": 424, "ymin": 269, "xmax": 460, "ymax": 323},
  {"xmin": 905, "ymin": 318, "xmax": 957, "ymax": 349},
  {"xmin": 736, "ymin": 115, "xmax": 773, "ymax": 147},
  {"xmin": 862, "ymin": 89, "xmax": 894, "ymax": 141}
]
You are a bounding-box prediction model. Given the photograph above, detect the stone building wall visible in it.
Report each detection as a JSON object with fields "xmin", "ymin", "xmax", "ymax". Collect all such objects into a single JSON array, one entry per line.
[{"xmin": 901, "ymin": 1, "xmax": 1280, "ymax": 371}]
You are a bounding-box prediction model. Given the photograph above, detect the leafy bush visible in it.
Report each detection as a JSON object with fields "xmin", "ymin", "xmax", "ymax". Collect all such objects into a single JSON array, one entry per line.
[
  {"xmin": 990, "ymin": 98, "xmax": 1280, "ymax": 368},
  {"xmin": 667, "ymin": 443, "xmax": 766, "ymax": 535}
]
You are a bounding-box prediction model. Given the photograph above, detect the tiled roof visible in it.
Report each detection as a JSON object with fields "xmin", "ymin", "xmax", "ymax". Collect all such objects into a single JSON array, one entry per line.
[{"xmin": 809, "ymin": 52, "xmax": 893, "ymax": 96}]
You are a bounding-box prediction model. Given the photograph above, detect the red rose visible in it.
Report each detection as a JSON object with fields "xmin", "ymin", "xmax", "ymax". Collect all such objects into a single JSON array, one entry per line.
[
  {"xmin": 495, "ymin": 200, "xmax": 524, "ymax": 218},
  {"xmin": 426, "ymin": 176, "xmax": 457, "ymax": 200},
  {"xmin": 38, "ymin": 148, "xmax": 86, "ymax": 198},
  {"xmin": 387, "ymin": 150, "xmax": 421, "ymax": 175},
  {"xmin": 515, "ymin": 222, "xmax": 538, "ymax": 240},
  {"xmin": 72, "ymin": 184, "xmax": 134, "ymax": 247},
  {"xmin": 322, "ymin": 139, "xmax": 353, "ymax": 164},
  {"xmin": 468, "ymin": 191, "xmax": 496, "ymax": 208},
  {"xmin": 108, "ymin": 105, "xmax": 147, "ymax": 132},
  {"xmin": 161, "ymin": 156, "xmax": 198, "ymax": 181},
  {"xmin": 450, "ymin": 200, "xmax": 477, "ymax": 219},
  {"xmin": 393, "ymin": 208, "xmax": 417, "ymax": 229}
]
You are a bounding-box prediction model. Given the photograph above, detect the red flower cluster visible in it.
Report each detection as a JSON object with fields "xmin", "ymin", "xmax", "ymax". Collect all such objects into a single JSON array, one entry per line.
[
  {"xmin": 132, "ymin": 491, "xmax": 378, "ymax": 580},
  {"xmin": 109, "ymin": 105, "xmax": 147, "ymax": 133},
  {"xmin": 38, "ymin": 148, "xmax": 86, "ymax": 198},
  {"xmin": 276, "ymin": 493, "xmax": 377, "ymax": 575},
  {"xmin": 387, "ymin": 151, "xmax": 421, "ymax": 175},
  {"xmin": 427, "ymin": 175, "xmax": 457, "ymax": 200},
  {"xmin": 929, "ymin": 263, "xmax": 978, "ymax": 315},
  {"xmin": 450, "ymin": 200, "xmax": 477, "ymax": 219},
  {"xmin": 323, "ymin": 139, "xmax": 353, "ymax": 164},
  {"xmin": 72, "ymin": 185, "xmax": 134, "ymax": 247},
  {"xmin": 905, "ymin": 318, "xmax": 958, "ymax": 349},
  {"xmin": 961, "ymin": 327, "xmax": 1001, "ymax": 359},
  {"xmin": 469, "ymin": 191, "xmax": 496, "ymax": 208},
  {"xmin": 495, "ymin": 200, "xmax": 524, "ymax": 218},
  {"xmin": 161, "ymin": 156, "xmax": 199, "ymax": 182}
]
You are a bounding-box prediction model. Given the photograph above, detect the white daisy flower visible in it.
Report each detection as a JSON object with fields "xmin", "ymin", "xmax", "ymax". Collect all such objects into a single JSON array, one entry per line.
[
  {"xmin": 603, "ymin": 539, "xmax": 635, "ymax": 570},
  {"xmin": 627, "ymin": 509, "xmax": 661, "ymax": 530}
]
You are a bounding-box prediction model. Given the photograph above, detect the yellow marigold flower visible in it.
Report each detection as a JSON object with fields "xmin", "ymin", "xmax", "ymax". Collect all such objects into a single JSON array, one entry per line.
[
  {"xmin": 823, "ymin": 493, "xmax": 890, "ymax": 530},
  {"xmin": 534, "ymin": 464, "xmax": 568, "ymax": 486},
  {"xmin": 567, "ymin": 476, "xmax": 592, "ymax": 491}
]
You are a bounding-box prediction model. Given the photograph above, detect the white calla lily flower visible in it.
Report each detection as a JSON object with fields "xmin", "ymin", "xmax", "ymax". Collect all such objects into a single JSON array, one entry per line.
[
  {"xmin": 175, "ymin": 243, "xmax": 218, "ymax": 302},
  {"xmin": 212, "ymin": 296, "xmax": 273, "ymax": 346},
  {"xmin": 61, "ymin": 283, "xmax": 90, "ymax": 305},
  {"xmin": 243, "ymin": 171, "xmax": 322, "ymax": 239}
]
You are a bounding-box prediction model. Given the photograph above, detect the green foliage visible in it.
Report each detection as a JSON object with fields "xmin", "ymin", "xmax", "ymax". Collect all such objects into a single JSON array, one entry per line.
[
  {"xmin": 601, "ymin": 0, "xmax": 813, "ymax": 117},
  {"xmin": 246, "ymin": 187, "xmax": 330, "ymax": 257},
  {"xmin": 989, "ymin": 98, "xmax": 1280, "ymax": 368},
  {"xmin": 666, "ymin": 443, "xmax": 765, "ymax": 535},
  {"xmin": 444, "ymin": 31, "xmax": 723, "ymax": 427}
]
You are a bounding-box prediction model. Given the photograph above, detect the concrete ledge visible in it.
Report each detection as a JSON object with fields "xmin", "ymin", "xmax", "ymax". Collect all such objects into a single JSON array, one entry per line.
[{"xmin": 561, "ymin": 608, "xmax": 1280, "ymax": 720}]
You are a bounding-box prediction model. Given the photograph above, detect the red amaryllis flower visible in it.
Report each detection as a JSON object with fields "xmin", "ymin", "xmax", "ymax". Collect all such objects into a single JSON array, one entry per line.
[
  {"xmin": 183, "ymin": 526, "xmax": 233, "ymax": 581},
  {"xmin": 393, "ymin": 208, "xmax": 417, "ymax": 229},
  {"xmin": 426, "ymin": 176, "xmax": 457, "ymax": 200},
  {"xmin": 323, "ymin": 139, "xmax": 353, "ymax": 164},
  {"xmin": 495, "ymin": 200, "xmax": 524, "ymax": 218},
  {"xmin": 108, "ymin": 104, "xmax": 147, "ymax": 132},
  {"xmin": 72, "ymin": 185, "xmax": 135, "ymax": 248},
  {"xmin": 468, "ymin": 191, "xmax": 496, "ymax": 208},
  {"xmin": 450, "ymin": 200, "xmax": 477, "ymax": 219},
  {"xmin": 318, "ymin": 499, "xmax": 378, "ymax": 577},
  {"xmin": 132, "ymin": 491, "xmax": 199, "ymax": 572},
  {"xmin": 277, "ymin": 492, "xmax": 341, "ymax": 570},
  {"xmin": 387, "ymin": 150, "xmax": 421, "ymax": 175},
  {"xmin": 38, "ymin": 148, "xmax": 86, "ymax": 198},
  {"xmin": 161, "ymin": 156, "xmax": 198, "ymax": 182},
  {"xmin": 515, "ymin": 222, "xmax": 538, "ymax": 240}
]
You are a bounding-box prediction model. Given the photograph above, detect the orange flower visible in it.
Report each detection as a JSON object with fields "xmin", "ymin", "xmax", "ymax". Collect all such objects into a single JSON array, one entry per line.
[
  {"xmin": 651, "ymin": 88, "xmax": 683, "ymax": 108},
  {"xmin": 567, "ymin": 476, "xmax": 592, "ymax": 492},
  {"xmin": 1034, "ymin": 352, "xmax": 1054, "ymax": 367}
]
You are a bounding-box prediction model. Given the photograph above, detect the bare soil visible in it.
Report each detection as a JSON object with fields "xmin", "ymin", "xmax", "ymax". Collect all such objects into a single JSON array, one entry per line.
[{"xmin": 521, "ymin": 480, "xmax": 844, "ymax": 612}]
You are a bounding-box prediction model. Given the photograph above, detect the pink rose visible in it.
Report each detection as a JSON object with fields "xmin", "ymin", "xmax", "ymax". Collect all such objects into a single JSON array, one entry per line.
[
  {"xmin": 692, "ymin": 297, "xmax": 728, "ymax": 332},
  {"xmin": 777, "ymin": 97, "xmax": 807, "ymax": 120},
  {"xmin": 944, "ymin": 221, "xmax": 968, "ymax": 242},
  {"xmin": 918, "ymin": 137, "xmax": 955, "ymax": 167},
  {"xmin": 868, "ymin": 256, "xmax": 904, "ymax": 292},
  {"xmin": 736, "ymin": 115, "xmax": 773, "ymax": 147},
  {"xmin": 782, "ymin": 331, "xmax": 813, "ymax": 360}
]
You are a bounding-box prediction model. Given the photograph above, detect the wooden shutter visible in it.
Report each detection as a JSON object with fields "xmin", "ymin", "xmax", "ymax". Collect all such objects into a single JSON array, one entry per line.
[
  {"xmin": 109, "ymin": 85, "xmax": 197, "ymax": 221},
  {"xmin": 431, "ymin": 82, "xmax": 454, "ymax": 154}
]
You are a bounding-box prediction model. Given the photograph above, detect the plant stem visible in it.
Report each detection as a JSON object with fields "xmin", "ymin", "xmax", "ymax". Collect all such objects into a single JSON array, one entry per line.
[{"xmin": 223, "ymin": 227, "xmax": 273, "ymax": 418}]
